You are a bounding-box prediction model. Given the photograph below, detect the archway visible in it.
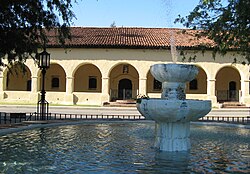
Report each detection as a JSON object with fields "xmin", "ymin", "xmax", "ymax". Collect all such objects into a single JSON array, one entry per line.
[
  {"xmin": 6, "ymin": 64, "xmax": 31, "ymax": 91},
  {"xmin": 216, "ymin": 66, "xmax": 241, "ymax": 102},
  {"xmin": 39, "ymin": 63, "xmax": 66, "ymax": 92},
  {"xmin": 118, "ymin": 79, "xmax": 132, "ymax": 99},
  {"xmin": 186, "ymin": 66, "xmax": 207, "ymax": 94},
  {"xmin": 74, "ymin": 64, "xmax": 102, "ymax": 92},
  {"xmin": 109, "ymin": 63, "xmax": 139, "ymax": 101},
  {"xmin": 146, "ymin": 70, "xmax": 162, "ymax": 93}
]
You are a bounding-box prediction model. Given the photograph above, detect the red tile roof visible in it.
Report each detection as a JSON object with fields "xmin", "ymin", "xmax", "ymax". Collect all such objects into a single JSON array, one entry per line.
[{"xmin": 47, "ymin": 27, "xmax": 214, "ymax": 49}]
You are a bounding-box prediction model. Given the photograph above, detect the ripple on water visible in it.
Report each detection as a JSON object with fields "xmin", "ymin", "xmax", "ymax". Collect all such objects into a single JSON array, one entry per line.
[{"xmin": 0, "ymin": 122, "xmax": 249, "ymax": 173}]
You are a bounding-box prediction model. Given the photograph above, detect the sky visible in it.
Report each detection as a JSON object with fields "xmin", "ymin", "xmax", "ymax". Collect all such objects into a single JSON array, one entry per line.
[{"xmin": 71, "ymin": 0, "xmax": 200, "ymax": 28}]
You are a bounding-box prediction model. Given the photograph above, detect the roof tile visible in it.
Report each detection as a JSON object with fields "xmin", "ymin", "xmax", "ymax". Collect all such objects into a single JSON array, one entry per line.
[{"xmin": 47, "ymin": 27, "xmax": 214, "ymax": 49}]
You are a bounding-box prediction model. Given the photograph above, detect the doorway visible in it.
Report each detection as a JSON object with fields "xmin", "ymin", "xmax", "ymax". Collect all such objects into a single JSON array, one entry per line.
[
  {"xmin": 118, "ymin": 79, "xmax": 132, "ymax": 99},
  {"xmin": 229, "ymin": 81, "xmax": 237, "ymax": 101}
]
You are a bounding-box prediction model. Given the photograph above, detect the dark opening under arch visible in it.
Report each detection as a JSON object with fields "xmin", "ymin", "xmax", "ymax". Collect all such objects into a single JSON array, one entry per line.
[
  {"xmin": 229, "ymin": 81, "xmax": 237, "ymax": 100},
  {"xmin": 118, "ymin": 79, "xmax": 132, "ymax": 99}
]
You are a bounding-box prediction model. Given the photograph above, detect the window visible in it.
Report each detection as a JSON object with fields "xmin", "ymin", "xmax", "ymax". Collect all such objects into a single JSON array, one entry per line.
[
  {"xmin": 153, "ymin": 78, "xmax": 162, "ymax": 91},
  {"xmin": 89, "ymin": 76, "xmax": 97, "ymax": 89},
  {"xmin": 189, "ymin": 79, "xmax": 198, "ymax": 90},
  {"xmin": 51, "ymin": 77, "xmax": 59, "ymax": 88}
]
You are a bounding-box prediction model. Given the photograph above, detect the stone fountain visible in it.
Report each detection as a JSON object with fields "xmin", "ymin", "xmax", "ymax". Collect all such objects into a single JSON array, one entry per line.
[{"xmin": 136, "ymin": 63, "xmax": 211, "ymax": 151}]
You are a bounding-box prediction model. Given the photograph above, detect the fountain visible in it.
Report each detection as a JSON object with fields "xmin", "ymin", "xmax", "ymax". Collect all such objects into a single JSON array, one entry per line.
[{"xmin": 136, "ymin": 63, "xmax": 211, "ymax": 151}]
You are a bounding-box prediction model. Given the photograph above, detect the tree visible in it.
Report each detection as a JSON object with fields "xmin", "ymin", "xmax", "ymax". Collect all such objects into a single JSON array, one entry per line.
[
  {"xmin": 110, "ymin": 21, "xmax": 116, "ymax": 28},
  {"xmin": 175, "ymin": 0, "xmax": 250, "ymax": 63},
  {"xmin": 0, "ymin": 0, "xmax": 76, "ymax": 67}
]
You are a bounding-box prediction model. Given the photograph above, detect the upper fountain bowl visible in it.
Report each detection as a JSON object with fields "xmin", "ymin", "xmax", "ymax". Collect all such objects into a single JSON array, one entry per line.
[{"xmin": 150, "ymin": 63, "xmax": 199, "ymax": 83}]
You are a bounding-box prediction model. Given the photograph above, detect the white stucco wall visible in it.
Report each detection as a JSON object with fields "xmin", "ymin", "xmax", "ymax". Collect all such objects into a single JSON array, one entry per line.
[{"xmin": 0, "ymin": 47, "xmax": 249, "ymax": 107}]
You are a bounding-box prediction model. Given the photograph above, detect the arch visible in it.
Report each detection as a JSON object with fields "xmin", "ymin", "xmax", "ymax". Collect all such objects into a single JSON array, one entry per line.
[
  {"xmin": 109, "ymin": 63, "xmax": 139, "ymax": 101},
  {"xmin": 146, "ymin": 70, "xmax": 162, "ymax": 93},
  {"xmin": 5, "ymin": 64, "xmax": 32, "ymax": 91},
  {"xmin": 74, "ymin": 64, "xmax": 102, "ymax": 92},
  {"xmin": 39, "ymin": 63, "xmax": 66, "ymax": 92},
  {"xmin": 72, "ymin": 62, "xmax": 102, "ymax": 78},
  {"xmin": 108, "ymin": 62, "xmax": 129, "ymax": 77},
  {"xmin": 215, "ymin": 66, "xmax": 241, "ymax": 102},
  {"xmin": 186, "ymin": 66, "xmax": 207, "ymax": 94}
]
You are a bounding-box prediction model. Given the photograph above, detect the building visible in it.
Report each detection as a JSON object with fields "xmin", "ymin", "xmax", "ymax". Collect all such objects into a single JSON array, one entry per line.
[{"xmin": 0, "ymin": 27, "xmax": 249, "ymax": 107}]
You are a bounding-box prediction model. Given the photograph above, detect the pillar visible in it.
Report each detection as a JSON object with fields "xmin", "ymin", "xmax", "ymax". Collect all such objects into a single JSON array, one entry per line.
[
  {"xmin": 29, "ymin": 76, "xmax": 39, "ymax": 103},
  {"xmin": 101, "ymin": 77, "xmax": 110, "ymax": 104},
  {"xmin": 64, "ymin": 76, "xmax": 74, "ymax": 105},
  {"xmin": 31, "ymin": 76, "xmax": 38, "ymax": 93},
  {"xmin": 207, "ymin": 79, "xmax": 217, "ymax": 106},
  {"xmin": 139, "ymin": 78, "xmax": 147, "ymax": 96},
  {"xmin": 241, "ymin": 79, "xmax": 250, "ymax": 104}
]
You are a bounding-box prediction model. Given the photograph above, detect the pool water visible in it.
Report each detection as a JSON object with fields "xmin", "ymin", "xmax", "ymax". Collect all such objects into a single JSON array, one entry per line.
[{"xmin": 0, "ymin": 122, "xmax": 249, "ymax": 173}]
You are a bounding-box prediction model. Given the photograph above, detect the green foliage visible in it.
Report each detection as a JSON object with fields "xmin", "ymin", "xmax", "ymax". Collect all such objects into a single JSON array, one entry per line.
[
  {"xmin": 136, "ymin": 94, "xmax": 149, "ymax": 104},
  {"xmin": 0, "ymin": 0, "xmax": 76, "ymax": 66},
  {"xmin": 110, "ymin": 21, "xmax": 116, "ymax": 28},
  {"xmin": 175, "ymin": 0, "xmax": 250, "ymax": 62}
]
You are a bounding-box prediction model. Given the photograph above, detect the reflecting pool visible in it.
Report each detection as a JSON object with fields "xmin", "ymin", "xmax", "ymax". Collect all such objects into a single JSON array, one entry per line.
[{"xmin": 0, "ymin": 122, "xmax": 249, "ymax": 173}]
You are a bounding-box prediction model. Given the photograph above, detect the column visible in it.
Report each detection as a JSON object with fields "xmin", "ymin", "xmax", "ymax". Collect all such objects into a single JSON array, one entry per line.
[
  {"xmin": 241, "ymin": 79, "xmax": 250, "ymax": 104},
  {"xmin": 139, "ymin": 78, "xmax": 147, "ymax": 96},
  {"xmin": 101, "ymin": 77, "xmax": 110, "ymax": 104},
  {"xmin": 66, "ymin": 76, "xmax": 74, "ymax": 94},
  {"xmin": 64, "ymin": 76, "xmax": 74, "ymax": 104},
  {"xmin": 207, "ymin": 79, "xmax": 217, "ymax": 106},
  {"xmin": 30, "ymin": 76, "xmax": 39, "ymax": 103},
  {"xmin": 31, "ymin": 76, "xmax": 38, "ymax": 93},
  {"xmin": 0, "ymin": 75, "xmax": 4, "ymax": 100}
]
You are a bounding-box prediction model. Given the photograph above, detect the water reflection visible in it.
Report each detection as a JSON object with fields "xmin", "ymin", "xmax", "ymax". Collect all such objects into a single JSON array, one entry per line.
[
  {"xmin": 146, "ymin": 151, "xmax": 190, "ymax": 173},
  {"xmin": 0, "ymin": 122, "xmax": 249, "ymax": 173}
]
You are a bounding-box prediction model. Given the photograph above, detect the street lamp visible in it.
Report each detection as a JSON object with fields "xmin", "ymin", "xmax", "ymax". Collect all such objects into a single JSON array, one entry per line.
[{"xmin": 37, "ymin": 49, "xmax": 50, "ymax": 120}]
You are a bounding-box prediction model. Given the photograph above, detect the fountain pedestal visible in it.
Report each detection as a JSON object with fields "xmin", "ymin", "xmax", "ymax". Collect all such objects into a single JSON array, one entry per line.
[
  {"xmin": 155, "ymin": 122, "xmax": 190, "ymax": 151},
  {"xmin": 136, "ymin": 63, "xmax": 211, "ymax": 152}
]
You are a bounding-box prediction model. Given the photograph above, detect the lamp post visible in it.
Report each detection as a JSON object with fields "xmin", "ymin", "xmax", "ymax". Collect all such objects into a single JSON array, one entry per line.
[{"xmin": 37, "ymin": 49, "xmax": 50, "ymax": 120}]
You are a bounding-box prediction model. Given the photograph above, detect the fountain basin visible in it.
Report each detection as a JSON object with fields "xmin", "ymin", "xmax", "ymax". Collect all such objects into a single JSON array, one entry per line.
[
  {"xmin": 150, "ymin": 63, "xmax": 198, "ymax": 83},
  {"xmin": 137, "ymin": 99, "xmax": 211, "ymax": 123},
  {"xmin": 150, "ymin": 63, "xmax": 199, "ymax": 100}
]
